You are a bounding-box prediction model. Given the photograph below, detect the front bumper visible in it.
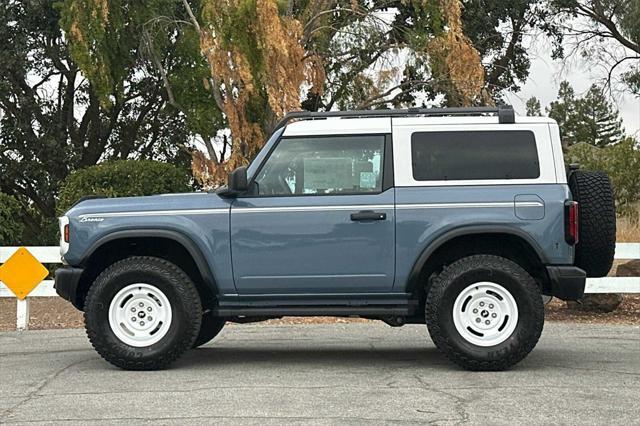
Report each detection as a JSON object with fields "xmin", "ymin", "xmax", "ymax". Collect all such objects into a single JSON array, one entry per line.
[
  {"xmin": 546, "ymin": 266, "xmax": 586, "ymax": 301},
  {"xmin": 54, "ymin": 267, "xmax": 84, "ymax": 310}
]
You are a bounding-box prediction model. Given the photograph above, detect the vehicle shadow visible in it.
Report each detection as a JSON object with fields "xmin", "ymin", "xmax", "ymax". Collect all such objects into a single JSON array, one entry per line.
[
  {"xmin": 178, "ymin": 346, "xmax": 449, "ymax": 370},
  {"xmin": 176, "ymin": 345, "xmax": 572, "ymax": 372}
]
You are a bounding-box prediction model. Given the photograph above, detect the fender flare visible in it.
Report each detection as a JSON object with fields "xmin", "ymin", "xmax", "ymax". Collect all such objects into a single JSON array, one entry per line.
[
  {"xmin": 81, "ymin": 229, "xmax": 218, "ymax": 293},
  {"xmin": 406, "ymin": 225, "xmax": 548, "ymax": 290}
]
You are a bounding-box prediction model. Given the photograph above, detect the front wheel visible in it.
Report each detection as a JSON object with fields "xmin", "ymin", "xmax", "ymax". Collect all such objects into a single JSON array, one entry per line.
[
  {"xmin": 84, "ymin": 256, "xmax": 202, "ymax": 370},
  {"xmin": 425, "ymin": 255, "xmax": 544, "ymax": 371}
]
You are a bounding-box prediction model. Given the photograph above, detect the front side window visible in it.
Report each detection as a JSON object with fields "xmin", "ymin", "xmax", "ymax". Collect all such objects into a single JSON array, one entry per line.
[{"xmin": 253, "ymin": 135, "xmax": 385, "ymax": 196}]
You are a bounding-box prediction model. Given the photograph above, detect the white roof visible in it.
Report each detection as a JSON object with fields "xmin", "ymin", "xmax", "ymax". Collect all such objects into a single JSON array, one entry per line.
[{"xmin": 282, "ymin": 115, "xmax": 556, "ymax": 136}]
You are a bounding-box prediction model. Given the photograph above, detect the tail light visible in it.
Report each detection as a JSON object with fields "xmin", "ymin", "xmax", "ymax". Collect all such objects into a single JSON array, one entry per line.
[
  {"xmin": 565, "ymin": 201, "xmax": 579, "ymax": 245},
  {"xmin": 64, "ymin": 224, "xmax": 70, "ymax": 243}
]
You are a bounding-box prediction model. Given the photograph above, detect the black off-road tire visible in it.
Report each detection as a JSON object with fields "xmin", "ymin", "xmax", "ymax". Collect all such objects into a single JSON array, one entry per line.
[
  {"xmin": 568, "ymin": 170, "xmax": 616, "ymax": 277},
  {"xmin": 84, "ymin": 256, "xmax": 202, "ymax": 370},
  {"xmin": 192, "ymin": 311, "xmax": 225, "ymax": 348},
  {"xmin": 425, "ymin": 255, "xmax": 544, "ymax": 371}
]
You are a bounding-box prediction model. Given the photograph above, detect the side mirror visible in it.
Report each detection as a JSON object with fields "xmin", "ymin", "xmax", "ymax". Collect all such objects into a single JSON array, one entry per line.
[{"xmin": 218, "ymin": 166, "xmax": 248, "ymax": 197}]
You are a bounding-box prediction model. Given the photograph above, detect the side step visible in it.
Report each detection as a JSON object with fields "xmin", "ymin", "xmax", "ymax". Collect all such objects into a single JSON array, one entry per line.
[{"xmin": 214, "ymin": 306, "xmax": 411, "ymax": 317}]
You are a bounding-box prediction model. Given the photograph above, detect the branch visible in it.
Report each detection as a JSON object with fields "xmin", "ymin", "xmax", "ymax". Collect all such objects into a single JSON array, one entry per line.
[
  {"xmin": 605, "ymin": 56, "xmax": 639, "ymax": 91},
  {"xmin": 141, "ymin": 28, "xmax": 181, "ymax": 110},
  {"xmin": 357, "ymin": 79, "xmax": 434, "ymax": 109}
]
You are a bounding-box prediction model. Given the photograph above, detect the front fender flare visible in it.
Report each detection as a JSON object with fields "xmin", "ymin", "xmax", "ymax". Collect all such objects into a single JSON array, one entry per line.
[{"xmin": 80, "ymin": 229, "xmax": 217, "ymax": 292}]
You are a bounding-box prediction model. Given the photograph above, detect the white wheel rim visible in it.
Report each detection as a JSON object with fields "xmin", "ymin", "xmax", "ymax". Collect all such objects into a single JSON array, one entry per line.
[
  {"xmin": 108, "ymin": 283, "xmax": 172, "ymax": 347},
  {"xmin": 452, "ymin": 282, "xmax": 518, "ymax": 347}
]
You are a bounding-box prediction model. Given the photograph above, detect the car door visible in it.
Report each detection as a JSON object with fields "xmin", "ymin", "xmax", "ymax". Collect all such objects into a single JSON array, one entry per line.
[{"xmin": 230, "ymin": 132, "xmax": 395, "ymax": 295}]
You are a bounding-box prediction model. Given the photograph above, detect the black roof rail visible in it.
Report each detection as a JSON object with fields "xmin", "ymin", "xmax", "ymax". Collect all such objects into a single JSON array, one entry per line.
[{"xmin": 274, "ymin": 105, "xmax": 515, "ymax": 130}]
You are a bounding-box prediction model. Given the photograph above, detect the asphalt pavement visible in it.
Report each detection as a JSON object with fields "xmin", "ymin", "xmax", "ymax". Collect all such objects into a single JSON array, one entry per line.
[{"xmin": 1, "ymin": 322, "xmax": 639, "ymax": 425}]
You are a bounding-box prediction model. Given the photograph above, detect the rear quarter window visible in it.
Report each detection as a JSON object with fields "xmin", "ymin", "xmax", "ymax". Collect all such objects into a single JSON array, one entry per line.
[{"xmin": 411, "ymin": 130, "xmax": 540, "ymax": 181}]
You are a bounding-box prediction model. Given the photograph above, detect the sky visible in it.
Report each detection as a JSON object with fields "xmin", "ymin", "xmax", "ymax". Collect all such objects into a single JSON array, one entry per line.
[{"xmin": 505, "ymin": 41, "xmax": 639, "ymax": 138}]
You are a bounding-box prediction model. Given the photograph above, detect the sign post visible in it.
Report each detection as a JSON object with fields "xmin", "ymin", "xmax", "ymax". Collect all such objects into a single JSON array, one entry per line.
[{"xmin": 0, "ymin": 247, "xmax": 49, "ymax": 331}]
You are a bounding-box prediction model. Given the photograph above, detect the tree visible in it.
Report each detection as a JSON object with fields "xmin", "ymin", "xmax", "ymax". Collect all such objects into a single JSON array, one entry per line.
[
  {"xmin": 526, "ymin": 96, "xmax": 542, "ymax": 116},
  {"xmin": 0, "ymin": 193, "xmax": 24, "ymax": 245},
  {"xmin": 59, "ymin": 0, "xmax": 558, "ymax": 188},
  {"xmin": 548, "ymin": 0, "xmax": 640, "ymax": 95},
  {"xmin": 547, "ymin": 81, "xmax": 581, "ymax": 146},
  {"xmin": 548, "ymin": 82, "xmax": 624, "ymax": 147},
  {"xmin": 461, "ymin": 0, "xmax": 560, "ymax": 102},
  {"xmin": 574, "ymin": 84, "xmax": 625, "ymax": 147},
  {"xmin": 568, "ymin": 137, "xmax": 640, "ymax": 219},
  {"xmin": 58, "ymin": 161, "xmax": 192, "ymax": 213},
  {"xmin": 0, "ymin": 0, "xmax": 193, "ymax": 244}
]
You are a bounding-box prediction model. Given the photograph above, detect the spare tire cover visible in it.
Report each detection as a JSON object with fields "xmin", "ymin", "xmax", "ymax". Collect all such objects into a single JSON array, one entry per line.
[{"xmin": 568, "ymin": 170, "xmax": 616, "ymax": 277}]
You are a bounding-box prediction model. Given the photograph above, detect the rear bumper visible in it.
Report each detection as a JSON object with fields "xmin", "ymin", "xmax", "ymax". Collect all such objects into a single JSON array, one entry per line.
[
  {"xmin": 54, "ymin": 267, "xmax": 84, "ymax": 310},
  {"xmin": 546, "ymin": 266, "xmax": 586, "ymax": 301}
]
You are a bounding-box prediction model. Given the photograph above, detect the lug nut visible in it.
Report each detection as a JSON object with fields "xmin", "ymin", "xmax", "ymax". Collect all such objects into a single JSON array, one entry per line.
[
  {"xmin": 485, "ymin": 320, "xmax": 490, "ymax": 325},
  {"xmin": 492, "ymin": 313, "xmax": 497, "ymax": 318},
  {"xmin": 147, "ymin": 307, "xmax": 152, "ymax": 312},
  {"xmin": 147, "ymin": 317, "xmax": 153, "ymax": 321},
  {"xmin": 473, "ymin": 309, "xmax": 478, "ymax": 314},
  {"xmin": 479, "ymin": 302, "xmax": 485, "ymax": 307},
  {"xmin": 131, "ymin": 307, "xmax": 136, "ymax": 312},
  {"xmin": 139, "ymin": 302, "xmax": 144, "ymax": 307},
  {"xmin": 140, "ymin": 321, "xmax": 145, "ymax": 326},
  {"xmin": 489, "ymin": 304, "xmax": 494, "ymax": 309},
  {"xmin": 475, "ymin": 318, "xmax": 481, "ymax": 323},
  {"xmin": 131, "ymin": 317, "xmax": 136, "ymax": 322}
]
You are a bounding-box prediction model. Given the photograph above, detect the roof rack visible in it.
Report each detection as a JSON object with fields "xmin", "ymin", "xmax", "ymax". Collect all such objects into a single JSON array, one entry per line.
[{"xmin": 274, "ymin": 105, "xmax": 515, "ymax": 130}]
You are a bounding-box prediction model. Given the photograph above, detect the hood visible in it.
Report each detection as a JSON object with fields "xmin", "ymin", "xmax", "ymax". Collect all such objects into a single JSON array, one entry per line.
[{"xmin": 65, "ymin": 192, "xmax": 231, "ymax": 218}]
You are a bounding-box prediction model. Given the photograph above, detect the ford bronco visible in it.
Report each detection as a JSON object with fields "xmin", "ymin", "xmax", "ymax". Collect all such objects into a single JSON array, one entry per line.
[{"xmin": 55, "ymin": 106, "xmax": 616, "ymax": 371}]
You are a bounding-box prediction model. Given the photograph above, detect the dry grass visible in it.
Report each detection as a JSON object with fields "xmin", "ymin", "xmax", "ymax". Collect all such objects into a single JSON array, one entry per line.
[{"xmin": 617, "ymin": 216, "xmax": 640, "ymax": 242}]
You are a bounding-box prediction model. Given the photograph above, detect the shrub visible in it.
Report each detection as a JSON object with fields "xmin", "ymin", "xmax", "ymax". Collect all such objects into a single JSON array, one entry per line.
[
  {"xmin": 567, "ymin": 138, "xmax": 640, "ymax": 220},
  {"xmin": 0, "ymin": 193, "xmax": 24, "ymax": 245},
  {"xmin": 58, "ymin": 160, "xmax": 192, "ymax": 213}
]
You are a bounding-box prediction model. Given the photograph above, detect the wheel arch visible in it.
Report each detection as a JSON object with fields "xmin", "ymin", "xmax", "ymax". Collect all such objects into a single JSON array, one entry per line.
[
  {"xmin": 406, "ymin": 225, "xmax": 549, "ymax": 295},
  {"xmin": 76, "ymin": 229, "xmax": 218, "ymax": 310}
]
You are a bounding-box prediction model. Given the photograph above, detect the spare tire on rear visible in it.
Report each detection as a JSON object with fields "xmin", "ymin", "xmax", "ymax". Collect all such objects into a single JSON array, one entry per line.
[{"xmin": 568, "ymin": 170, "xmax": 616, "ymax": 277}]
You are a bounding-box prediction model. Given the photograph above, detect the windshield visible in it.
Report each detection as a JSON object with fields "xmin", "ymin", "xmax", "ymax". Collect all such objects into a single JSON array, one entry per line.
[{"xmin": 246, "ymin": 127, "xmax": 285, "ymax": 180}]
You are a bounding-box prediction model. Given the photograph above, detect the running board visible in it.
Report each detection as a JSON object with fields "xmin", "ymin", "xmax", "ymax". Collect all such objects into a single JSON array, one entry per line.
[{"xmin": 214, "ymin": 306, "xmax": 411, "ymax": 317}]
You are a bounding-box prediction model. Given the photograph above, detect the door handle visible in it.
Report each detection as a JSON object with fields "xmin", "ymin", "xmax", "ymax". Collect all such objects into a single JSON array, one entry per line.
[{"xmin": 350, "ymin": 211, "xmax": 387, "ymax": 221}]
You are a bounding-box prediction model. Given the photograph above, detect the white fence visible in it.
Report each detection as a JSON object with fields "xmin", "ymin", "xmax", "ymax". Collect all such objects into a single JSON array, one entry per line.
[{"xmin": 1, "ymin": 244, "xmax": 639, "ymax": 330}]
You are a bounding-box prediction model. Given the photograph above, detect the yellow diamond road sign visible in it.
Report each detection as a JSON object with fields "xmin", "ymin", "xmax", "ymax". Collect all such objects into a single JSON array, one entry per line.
[{"xmin": 0, "ymin": 247, "xmax": 49, "ymax": 300}]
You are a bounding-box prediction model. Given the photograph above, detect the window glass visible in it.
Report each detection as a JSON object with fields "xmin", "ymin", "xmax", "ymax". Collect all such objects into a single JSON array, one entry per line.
[
  {"xmin": 411, "ymin": 131, "xmax": 540, "ymax": 181},
  {"xmin": 254, "ymin": 135, "xmax": 385, "ymax": 196}
]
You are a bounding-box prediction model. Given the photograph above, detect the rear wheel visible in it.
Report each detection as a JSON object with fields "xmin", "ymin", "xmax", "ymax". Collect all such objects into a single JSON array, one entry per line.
[
  {"xmin": 426, "ymin": 255, "xmax": 544, "ymax": 371},
  {"xmin": 84, "ymin": 256, "xmax": 202, "ymax": 370}
]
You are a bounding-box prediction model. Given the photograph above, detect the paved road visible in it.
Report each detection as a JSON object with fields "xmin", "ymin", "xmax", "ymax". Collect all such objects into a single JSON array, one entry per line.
[{"xmin": 1, "ymin": 322, "xmax": 639, "ymax": 425}]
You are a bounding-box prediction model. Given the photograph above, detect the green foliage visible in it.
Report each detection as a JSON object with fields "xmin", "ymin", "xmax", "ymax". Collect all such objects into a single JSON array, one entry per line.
[
  {"xmin": 547, "ymin": 81, "xmax": 624, "ymax": 147},
  {"xmin": 548, "ymin": 81, "xmax": 580, "ymax": 146},
  {"xmin": 58, "ymin": 160, "xmax": 192, "ymax": 213},
  {"xmin": 461, "ymin": 0, "xmax": 554, "ymax": 100},
  {"xmin": 567, "ymin": 138, "xmax": 640, "ymax": 219},
  {"xmin": 1, "ymin": 1, "xmax": 195, "ymax": 243},
  {"xmin": 573, "ymin": 85, "xmax": 625, "ymax": 147},
  {"xmin": 0, "ymin": 193, "xmax": 24, "ymax": 245},
  {"xmin": 525, "ymin": 96, "xmax": 541, "ymax": 116}
]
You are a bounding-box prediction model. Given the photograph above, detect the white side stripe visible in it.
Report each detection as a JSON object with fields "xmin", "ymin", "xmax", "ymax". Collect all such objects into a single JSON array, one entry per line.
[
  {"xmin": 396, "ymin": 201, "xmax": 543, "ymax": 209},
  {"xmin": 78, "ymin": 209, "xmax": 228, "ymax": 219},
  {"xmin": 234, "ymin": 204, "xmax": 394, "ymax": 213},
  {"xmin": 77, "ymin": 202, "xmax": 543, "ymax": 218}
]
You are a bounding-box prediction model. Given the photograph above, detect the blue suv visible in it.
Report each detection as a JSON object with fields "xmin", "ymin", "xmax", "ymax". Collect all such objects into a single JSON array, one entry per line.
[{"xmin": 55, "ymin": 106, "xmax": 616, "ymax": 370}]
